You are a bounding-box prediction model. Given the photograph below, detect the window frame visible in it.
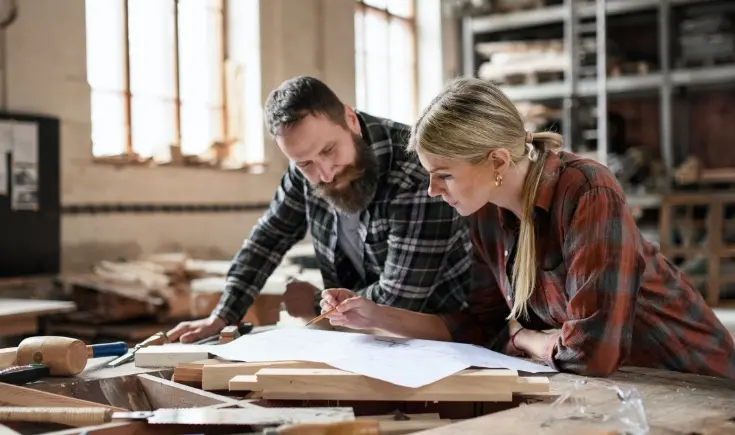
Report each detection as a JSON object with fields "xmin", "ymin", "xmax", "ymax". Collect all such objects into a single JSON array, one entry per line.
[
  {"xmin": 354, "ymin": 0, "xmax": 419, "ymax": 124},
  {"xmin": 89, "ymin": 0, "xmax": 240, "ymax": 169}
]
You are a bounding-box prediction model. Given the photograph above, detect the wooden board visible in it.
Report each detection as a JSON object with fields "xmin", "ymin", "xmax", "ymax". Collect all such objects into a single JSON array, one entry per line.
[
  {"xmin": 238, "ymin": 368, "xmax": 547, "ymax": 402},
  {"xmin": 134, "ymin": 344, "xmax": 214, "ymax": 368},
  {"xmin": 202, "ymin": 360, "xmax": 332, "ymax": 391},
  {"xmin": 0, "ymin": 299, "xmax": 75, "ymax": 337}
]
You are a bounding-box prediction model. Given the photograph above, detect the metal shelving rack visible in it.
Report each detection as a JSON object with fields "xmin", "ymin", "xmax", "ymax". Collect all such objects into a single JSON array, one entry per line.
[{"xmin": 460, "ymin": 0, "xmax": 735, "ymax": 205}]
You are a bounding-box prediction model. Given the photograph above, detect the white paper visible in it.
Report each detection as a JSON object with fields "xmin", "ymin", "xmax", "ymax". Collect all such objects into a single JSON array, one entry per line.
[
  {"xmin": 12, "ymin": 121, "xmax": 39, "ymax": 164},
  {"xmin": 11, "ymin": 161, "xmax": 38, "ymax": 210},
  {"xmin": 210, "ymin": 329, "xmax": 555, "ymax": 388},
  {"xmin": 0, "ymin": 121, "xmax": 12, "ymax": 196}
]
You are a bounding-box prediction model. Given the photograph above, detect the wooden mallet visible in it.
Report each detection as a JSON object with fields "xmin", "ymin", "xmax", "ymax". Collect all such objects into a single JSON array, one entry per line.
[{"xmin": 15, "ymin": 336, "xmax": 128, "ymax": 376}]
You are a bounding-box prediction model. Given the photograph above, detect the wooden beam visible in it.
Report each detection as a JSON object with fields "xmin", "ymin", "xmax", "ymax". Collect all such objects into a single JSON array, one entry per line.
[
  {"xmin": 134, "ymin": 345, "xmax": 213, "ymax": 368},
  {"xmin": 240, "ymin": 368, "xmax": 542, "ymax": 402},
  {"xmin": 203, "ymin": 361, "xmax": 331, "ymax": 391}
]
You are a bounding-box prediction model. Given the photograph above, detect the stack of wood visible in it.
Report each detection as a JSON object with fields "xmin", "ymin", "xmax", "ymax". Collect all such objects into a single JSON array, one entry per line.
[
  {"xmin": 476, "ymin": 40, "xmax": 566, "ymax": 86},
  {"xmin": 172, "ymin": 359, "xmax": 549, "ymax": 402},
  {"xmin": 675, "ymin": 156, "xmax": 735, "ymax": 185},
  {"xmin": 49, "ymin": 246, "xmax": 316, "ymax": 343}
]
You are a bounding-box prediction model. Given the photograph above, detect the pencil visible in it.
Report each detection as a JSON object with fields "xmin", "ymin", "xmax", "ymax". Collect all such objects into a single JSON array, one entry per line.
[{"xmin": 305, "ymin": 306, "xmax": 338, "ymax": 327}]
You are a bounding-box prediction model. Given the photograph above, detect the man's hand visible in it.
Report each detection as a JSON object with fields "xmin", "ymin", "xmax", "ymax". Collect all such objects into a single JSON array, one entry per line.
[
  {"xmin": 166, "ymin": 316, "xmax": 227, "ymax": 343},
  {"xmin": 320, "ymin": 288, "xmax": 380, "ymax": 330}
]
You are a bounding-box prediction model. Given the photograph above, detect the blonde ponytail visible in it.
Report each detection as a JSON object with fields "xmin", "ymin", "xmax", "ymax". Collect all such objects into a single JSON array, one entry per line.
[
  {"xmin": 509, "ymin": 132, "xmax": 562, "ymax": 320},
  {"xmin": 407, "ymin": 77, "xmax": 564, "ymax": 319}
]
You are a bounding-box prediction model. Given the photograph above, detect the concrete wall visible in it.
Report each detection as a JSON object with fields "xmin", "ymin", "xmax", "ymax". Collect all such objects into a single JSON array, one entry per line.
[{"xmin": 2, "ymin": 0, "xmax": 452, "ymax": 272}]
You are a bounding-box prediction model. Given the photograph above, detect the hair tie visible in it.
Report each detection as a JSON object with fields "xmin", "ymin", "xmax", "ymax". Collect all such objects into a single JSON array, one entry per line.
[{"xmin": 525, "ymin": 131, "xmax": 539, "ymax": 162}]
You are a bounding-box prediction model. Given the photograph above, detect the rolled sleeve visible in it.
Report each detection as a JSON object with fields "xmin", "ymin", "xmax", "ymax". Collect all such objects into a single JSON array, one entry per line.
[
  {"xmin": 548, "ymin": 187, "xmax": 644, "ymax": 377},
  {"xmin": 212, "ymin": 164, "xmax": 308, "ymax": 324}
]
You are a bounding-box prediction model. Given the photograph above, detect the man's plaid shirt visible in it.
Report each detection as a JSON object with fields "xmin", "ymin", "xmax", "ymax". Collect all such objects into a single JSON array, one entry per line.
[{"xmin": 213, "ymin": 111, "xmax": 473, "ymax": 324}]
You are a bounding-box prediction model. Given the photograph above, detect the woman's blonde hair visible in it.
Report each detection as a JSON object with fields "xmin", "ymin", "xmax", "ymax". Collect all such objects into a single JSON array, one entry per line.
[{"xmin": 408, "ymin": 77, "xmax": 562, "ymax": 320}]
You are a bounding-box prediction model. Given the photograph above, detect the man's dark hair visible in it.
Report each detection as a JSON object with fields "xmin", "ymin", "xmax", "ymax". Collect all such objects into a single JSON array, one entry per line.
[{"xmin": 264, "ymin": 76, "xmax": 347, "ymax": 136}]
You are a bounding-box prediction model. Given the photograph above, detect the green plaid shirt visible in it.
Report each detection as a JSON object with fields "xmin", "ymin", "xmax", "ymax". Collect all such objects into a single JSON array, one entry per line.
[{"xmin": 213, "ymin": 111, "xmax": 472, "ymax": 324}]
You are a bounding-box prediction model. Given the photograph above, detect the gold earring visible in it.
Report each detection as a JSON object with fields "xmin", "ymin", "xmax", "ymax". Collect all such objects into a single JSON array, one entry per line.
[{"xmin": 495, "ymin": 173, "xmax": 503, "ymax": 187}]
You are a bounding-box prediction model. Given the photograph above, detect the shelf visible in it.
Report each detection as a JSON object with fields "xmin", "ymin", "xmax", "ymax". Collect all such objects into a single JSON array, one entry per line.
[
  {"xmin": 671, "ymin": 64, "xmax": 735, "ymax": 87},
  {"xmin": 500, "ymin": 73, "xmax": 662, "ymax": 101},
  {"xmin": 469, "ymin": 0, "xmax": 714, "ymax": 34},
  {"xmin": 470, "ymin": 5, "xmax": 566, "ymax": 33},
  {"xmin": 500, "ymin": 82, "xmax": 568, "ymax": 101},
  {"xmin": 498, "ymin": 64, "xmax": 735, "ymax": 102},
  {"xmin": 578, "ymin": 73, "xmax": 663, "ymax": 96}
]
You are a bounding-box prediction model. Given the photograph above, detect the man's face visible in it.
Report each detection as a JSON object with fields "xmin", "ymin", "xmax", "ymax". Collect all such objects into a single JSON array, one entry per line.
[{"xmin": 275, "ymin": 109, "xmax": 379, "ymax": 213}]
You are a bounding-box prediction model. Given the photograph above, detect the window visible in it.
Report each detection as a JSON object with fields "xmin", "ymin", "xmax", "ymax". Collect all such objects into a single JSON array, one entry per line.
[
  {"xmin": 85, "ymin": 0, "xmax": 257, "ymax": 168},
  {"xmin": 355, "ymin": 0, "xmax": 417, "ymax": 126}
]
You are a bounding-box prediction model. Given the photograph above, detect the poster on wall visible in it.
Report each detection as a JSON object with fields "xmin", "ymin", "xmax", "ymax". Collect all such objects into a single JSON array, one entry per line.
[
  {"xmin": 10, "ymin": 121, "xmax": 39, "ymax": 210},
  {"xmin": 0, "ymin": 120, "xmax": 12, "ymax": 196}
]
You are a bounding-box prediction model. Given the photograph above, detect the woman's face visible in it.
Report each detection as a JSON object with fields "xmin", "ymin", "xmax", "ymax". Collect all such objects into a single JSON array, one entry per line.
[{"xmin": 417, "ymin": 150, "xmax": 500, "ymax": 216}]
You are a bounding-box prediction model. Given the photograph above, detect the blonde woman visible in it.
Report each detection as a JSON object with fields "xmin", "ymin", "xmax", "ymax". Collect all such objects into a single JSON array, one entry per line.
[{"xmin": 319, "ymin": 77, "xmax": 735, "ymax": 379}]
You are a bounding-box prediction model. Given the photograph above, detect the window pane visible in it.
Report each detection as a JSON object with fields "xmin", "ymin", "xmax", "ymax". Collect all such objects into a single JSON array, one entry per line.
[
  {"xmin": 127, "ymin": 0, "xmax": 176, "ymax": 99},
  {"xmin": 355, "ymin": 9, "xmax": 367, "ymax": 113},
  {"xmin": 362, "ymin": 0, "xmax": 388, "ymax": 10},
  {"xmin": 127, "ymin": 0, "xmax": 176, "ymax": 159},
  {"xmin": 91, "ymin": 91, "xmax": 127, "ymax": 156},
  {"xmin": 387, "ymin": 0, "xmax": 412, "ymax": 18},
  {"xmin": 131, "ymin": 96, "xmax": 175, "ymax": 160},
  {"xmin": 389, "ymin": 18, "xmax": 415, "ymax": 125},
  {"xmin": 178, "ymin": 0, "xmax": 224, "ymax": 155},
  {"xmin": 85, "ymin": 0, "xmax": 126, "ymax": 92},
  {"xmin": 363, "ymin": 8, "xmax": 390, "ymax": 120},
  {"xmin": 180, "ymin": 104, "xmax": 220, "ymax": 156}
]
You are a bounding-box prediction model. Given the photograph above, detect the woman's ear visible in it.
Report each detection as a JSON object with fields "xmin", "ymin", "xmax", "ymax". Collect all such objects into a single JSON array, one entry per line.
[{"xmin": 489, "ymin": 149, "xmax": 512, "ymax": 173}]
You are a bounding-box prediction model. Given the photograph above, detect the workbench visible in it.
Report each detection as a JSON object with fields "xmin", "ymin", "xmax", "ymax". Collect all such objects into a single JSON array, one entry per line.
[{"xmin": 9, "ymin": 355, "xmax": 735, "ymax": 435}]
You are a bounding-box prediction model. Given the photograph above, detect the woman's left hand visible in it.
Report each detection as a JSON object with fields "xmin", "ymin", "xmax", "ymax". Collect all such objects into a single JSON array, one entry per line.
[{"xmin": 508, "ymin": 325, "xmax": 561, "ymax": 361}]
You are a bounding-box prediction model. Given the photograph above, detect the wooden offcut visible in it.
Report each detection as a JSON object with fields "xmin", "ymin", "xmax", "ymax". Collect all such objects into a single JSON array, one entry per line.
[{"xmin": 202, "ymin": 360, "xmax": 332, "ymax": 391}]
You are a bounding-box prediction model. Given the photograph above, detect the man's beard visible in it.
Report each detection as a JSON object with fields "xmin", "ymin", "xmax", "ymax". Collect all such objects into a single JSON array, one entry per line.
[{"xmin": 313, "ymin": 134, "xmax": 379, "ymax": 214}]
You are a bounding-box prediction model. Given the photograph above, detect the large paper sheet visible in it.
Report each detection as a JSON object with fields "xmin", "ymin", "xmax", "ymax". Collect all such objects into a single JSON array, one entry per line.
[{"xmin": 210, "ymin": 328, "xmax": 555, "ymax": 388}]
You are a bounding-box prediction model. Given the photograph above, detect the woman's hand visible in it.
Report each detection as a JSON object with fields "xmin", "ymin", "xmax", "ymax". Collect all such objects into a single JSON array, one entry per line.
[
  {"xmin": 320, "ymin": 288, "xmax": 380, "ymax": 330},
  {"xmin": 510, "ymin": 325, "xmax": 560, "ymax": 362}
]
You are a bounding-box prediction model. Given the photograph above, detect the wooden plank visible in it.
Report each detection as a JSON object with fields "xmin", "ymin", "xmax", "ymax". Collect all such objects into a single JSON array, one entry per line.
[
  {"xmin": 136, "ymin": 373, "xmax": 247, "ymax": 410},
  {"xmin": 0, "ymin": 348, "xmax": 16, "ymax": 370},
  {"xmin": 203, "ymin": 360, "xmax": 332, "ymax": 391},
  {"xmin": 0, "ymin": 317, "xmax": 37, "ymax": 337},
  {"xmin": 0, "ymin": 383, "xmax": 126, "ymax": 412},
  {"xmin": 134, "ymin": 344, "xmax": 214, "ymax": 368},
  {"xmin": 250, "ymin": 369, "xmax": 529, "ymax": 402},
  {"xmin": 0, "ymin": 298, "xmax": 76, "ymax": 319}
]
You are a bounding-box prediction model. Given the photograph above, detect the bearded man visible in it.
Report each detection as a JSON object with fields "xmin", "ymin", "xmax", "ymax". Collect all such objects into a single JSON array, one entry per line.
[{"xmin": 167, "ymin": 76, "xmax": 472, "ymax": 343}]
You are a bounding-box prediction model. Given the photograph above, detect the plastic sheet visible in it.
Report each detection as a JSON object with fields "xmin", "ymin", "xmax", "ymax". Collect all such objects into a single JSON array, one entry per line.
[{"xmin": 537, "ymin": 379, "xmax": 649, "ymax": 434}]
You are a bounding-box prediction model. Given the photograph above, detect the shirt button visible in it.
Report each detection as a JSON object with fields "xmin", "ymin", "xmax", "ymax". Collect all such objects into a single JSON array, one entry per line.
[
  {"xmin": 504, "ymin": 250, "xmax": 509, "ymax": 257},
  {"xmin": 507, "ymin": 295, "xmax": 511, "ymax": 301}
]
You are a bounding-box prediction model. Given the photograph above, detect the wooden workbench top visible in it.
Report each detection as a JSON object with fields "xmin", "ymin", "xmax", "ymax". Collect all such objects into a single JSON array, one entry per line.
[
  {"xmin": 24, "ymin": 356, "xmax": 735, "ymax": 434},
  {"xmin": 417, "ymin": 367, "xmax": 735, "ymax": 434}
]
